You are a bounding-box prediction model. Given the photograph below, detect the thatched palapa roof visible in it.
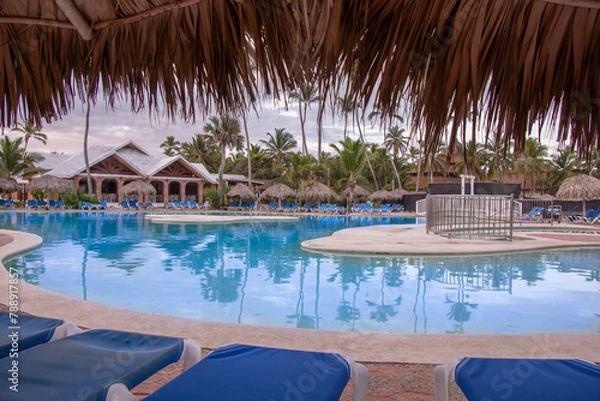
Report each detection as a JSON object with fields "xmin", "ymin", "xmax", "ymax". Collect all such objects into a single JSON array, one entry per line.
[
  {"xmin": 298, "ymin": 182, "xmax": 341, "ymax": 203},
  {"xmin": 341, "ymin": 185, "xmax": 371, "ymax": 201},
  {"xmin": 26, "ymin": 175, "xmax": 72, "ymax": 192},
  {"xmin": 556, "ymin": 174, "xmax": 600, "ymax": 200},
  {"xmin": 119, "ymin": 180, "xmax": 157, "ymax": 196},
  {"xmin": 260, "ymin": 182, "xmax": 296, "ymax": 201},
  {"xmin": 227, "ymin": 183, "xmax": 255, "ymax": 200},
  {"xmin": 0, "ymin": 178, "xmax": 20, "ymax": 192},
  {"xmin": 1, "ymin": 1, "xmax": 599, "ymax": 156}
]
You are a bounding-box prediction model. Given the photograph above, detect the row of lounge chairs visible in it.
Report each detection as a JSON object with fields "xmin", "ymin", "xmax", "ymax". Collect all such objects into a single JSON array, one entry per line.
[
  {"xmin": 0, "ymin": 312, "xmax": 367, "ymax": 401},
  {"xmin": 225, "ymin": 201, "xmax": 256, "ymax": 210},
  {"xmin": 167, "ymin": 201, "xmax": 206, "ymax": 210},
  {"xmin": 351, "ymin": 203, "xmax": 405, "ymax": 214},
  {"xmin": 519, "ymin": 206, "xmax": 562, "ymax": 222},
  {"xmin": 27, "ymin": 199, "xmax": 65, "ymax": 209},
  {"xmin": 565, "ymin": 208, "xmax": 600, "ymax": 224},
  {"xmin": 263, "ymin": 202, "xmax": 406, "ymax": 214},
  {"xmin": 3, "ymin": 312, "xmax": 599, "ymax": 400}
]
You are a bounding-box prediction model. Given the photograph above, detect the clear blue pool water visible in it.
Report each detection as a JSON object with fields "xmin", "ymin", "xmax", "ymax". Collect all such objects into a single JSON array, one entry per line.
[{"xmin": 1, "ymin": 211, "xmax": 599, "ymax": 334}]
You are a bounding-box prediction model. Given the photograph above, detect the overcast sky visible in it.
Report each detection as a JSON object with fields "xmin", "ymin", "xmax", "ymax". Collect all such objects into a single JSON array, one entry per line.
[{"xmin": 16, "ymin": 96, "xmax": 387, "ymax": 157}]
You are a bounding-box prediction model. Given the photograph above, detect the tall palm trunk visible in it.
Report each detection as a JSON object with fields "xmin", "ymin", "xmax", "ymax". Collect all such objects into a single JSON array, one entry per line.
[
  {"xmin": 218, "ymin": 143, "xmax": 226, "ymax": 199},
  {"xmin": 316, "ymin": 96, "xmax": 325, "ymax": 163},
  {"xmin": 299, "ymin": 101, "xmax": 308, "ymax": 156},
  {"xmin": 243, "ymin": 114, "xmax": 252, "ymax": 190},
  {"xmin": 83, "ymin": 91, "xmax": 92, "ymax": 197},
  {"xmin": 356, "ymin": 108, "xmax": 379, "ymax": 190}
]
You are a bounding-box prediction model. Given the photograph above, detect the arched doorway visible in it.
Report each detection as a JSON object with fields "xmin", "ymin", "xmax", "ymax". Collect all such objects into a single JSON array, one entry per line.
[
  {"xmin": 185, "ymin": 182, "xmax": 199, "ymax": 202},
  {"xmin": 168, "ymin": 181, "xmax": 181, "ymax": 202},
  {"xmin": 151, "ymin": 181, "xmax": 163, "ymax": 203},
  {"xmin": 101, "ymin": 179, "xmax": 118, "ymax": 203}
]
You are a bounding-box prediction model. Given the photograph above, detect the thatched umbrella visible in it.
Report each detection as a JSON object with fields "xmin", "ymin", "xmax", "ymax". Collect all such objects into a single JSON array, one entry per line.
[
  {"xmin": 26, "ymin": 175, "xmax": 72, "ymax": 193},
  {"xmin": 227, "ymin": 183, "xmax": 256, "ymax": 207},
  {"xmin": 120, "ymin": 180, "xmax": 156, "ymax": 203},
  {"xmin": 556, "ymin": 174, "xmax": 600, "ymax": 215},
  {"xmin": 298, "ymin": 182, "xmax": 341, "ymax": 204},
  {"xmin": 388, "ymin": 188, "xmax": 409, "ymax": 201},
  {"xmin": 260, "ymin": 182, "xmax": 296, "ymax": 209},
  {"xmin": 0, "ymin": 178, "xmax": 20, "ymax": 193},
  {"xmin": 2, "ymin": 2, "xmax": 599, "ymax": 159},
  {"xmin": 369, "ymin": 190, "xmax": 393, "ymax": 202},
  {"xmin": 341, "ymin": 185, "xmax": 371, "ymax": 205}
]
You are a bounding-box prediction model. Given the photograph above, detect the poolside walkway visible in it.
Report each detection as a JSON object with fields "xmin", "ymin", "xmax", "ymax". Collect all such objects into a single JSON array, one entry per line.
[{"xmin": 1, "ymin": 221, "xmax": 599, "ymax": 400}]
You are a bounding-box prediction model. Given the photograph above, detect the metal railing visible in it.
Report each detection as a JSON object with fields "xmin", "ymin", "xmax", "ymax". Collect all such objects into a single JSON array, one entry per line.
[{"xmin": 426, "ymin": 195, "xmax": 514, "ymax": 241}]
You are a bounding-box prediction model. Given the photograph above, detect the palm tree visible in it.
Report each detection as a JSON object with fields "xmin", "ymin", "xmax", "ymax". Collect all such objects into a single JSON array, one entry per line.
[
  {"xmin": 289, "ymin": 83, "xmax": 320, "ymax": 156},
  {"xmin": 453, "ymin": 141, "xmax": 487, "ymax": 180},
  {"xmin": 330, "ymin": 138, "xmax": 368, "ymax": 191},
  {"xmin": 337, "ymin": 95, "xmax": 356, "ymax": 140},
  {"xmin": 10, "ymin": 119, "xmax": 47, "ymax": 153},
  {"xmin": 428, "ymin": 142, "xmax": 449, "ymax": 183},
  {"xmin": 204, "ymin": 115, "xmax": 244, "ymax": 200},
  {"xmin": 545, "ymin": 148, "xmax": 582, "ymax": 194},
  {"xmin": 160, "ymin": 135, "xmax": 181, "ymax": 156},
  {"xmin": 483, "ymin": 131, "xmax": 514, "ymax": 181},
  {"xmin": 384, "ymin": 125, "xmax": 409, "ymax": 189},
  {"xmin": 0, "ymin": 136, "xmax": 44, "ymax": 179},
  {"xmin": 513, "ymin": 138, "xmax": 549, "ymax": 197},
  {"xmin": 180, "ymin": 134, "xmax": 211, "ymax": 163},
  {"xmin": 259, "ymin": 128, "xmax": 297, "ymax": 167}
]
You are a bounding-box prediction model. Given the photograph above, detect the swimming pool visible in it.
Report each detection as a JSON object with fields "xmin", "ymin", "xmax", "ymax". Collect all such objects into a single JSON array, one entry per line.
[{"xmin": 1, "ymin": 211, "xmax": 599, "ymax": 334}]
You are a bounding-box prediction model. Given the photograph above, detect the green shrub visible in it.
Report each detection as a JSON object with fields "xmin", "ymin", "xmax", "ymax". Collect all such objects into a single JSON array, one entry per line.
[{"xmin": 203, "ymin": 188, "xmax": 220, "ymax": 209}]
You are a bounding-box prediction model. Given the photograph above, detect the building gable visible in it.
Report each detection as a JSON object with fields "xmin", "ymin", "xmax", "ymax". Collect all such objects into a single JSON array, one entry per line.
[
  {"xmin": 153, "ymin": 159, "xmax": 198, "ymax": 178},
  {"xmin": 90, "ymin": 155, "xmax": 139, "ymax": 176}
]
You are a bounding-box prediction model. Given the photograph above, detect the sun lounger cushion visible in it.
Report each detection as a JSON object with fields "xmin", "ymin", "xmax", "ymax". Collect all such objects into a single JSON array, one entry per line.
[
  {"xmin": 435, "ymin": 357, "xmax": 600, "ymax": 401},
  {"xmin": 0, "ymin": 329, "xmax": 192, "ymax": 401},
  {"xmin": 0, "ymin": 312, "xmax": 80, "ymax": 358},
  {"xmin": 145, "ymin": 343, "xmax": 367, "ymax": 401}
]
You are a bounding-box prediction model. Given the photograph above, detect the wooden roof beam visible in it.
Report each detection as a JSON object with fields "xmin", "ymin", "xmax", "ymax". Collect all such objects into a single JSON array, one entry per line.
[{"xmin": 54, "ymin": 0, "xmax": 94, "ymax": 41}]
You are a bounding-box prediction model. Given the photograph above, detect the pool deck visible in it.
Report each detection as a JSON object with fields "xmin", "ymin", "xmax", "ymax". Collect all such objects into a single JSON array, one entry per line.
[{"xmin": 1, "ymin": 217, "xmax": 599, "ymax": 399}]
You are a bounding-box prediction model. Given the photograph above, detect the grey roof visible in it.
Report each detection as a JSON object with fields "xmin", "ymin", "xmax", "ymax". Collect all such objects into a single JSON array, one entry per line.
[
  {"xmin": 31, "ymin": 152, "xmax": 71, "ymax": 172},
  {"xmin": 39, "ymin": 141, "xmax": 218, "ymax": 183}
]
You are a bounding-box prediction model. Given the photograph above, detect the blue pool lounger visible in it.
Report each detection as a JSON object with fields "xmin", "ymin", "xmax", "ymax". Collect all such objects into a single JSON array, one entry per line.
[
  {"xmin": 0, "ymin": 329, "xmax": 201, "ymax": 401},
  {"xmin": 0, "ymin": 312, "xmax": 81, "ymax": 358},
  {"xmin": 434, "ymin": 357, "xmax": 600, "ymax": 401},
  {"xmin": 144, "ymin": 343, "xmax": 368, "ymax": 401}
]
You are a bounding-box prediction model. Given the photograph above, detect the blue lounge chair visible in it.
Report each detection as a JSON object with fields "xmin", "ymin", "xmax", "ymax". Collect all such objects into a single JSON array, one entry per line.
[
  {"xmin": 26, "ymin": 199, "xmax": 37, "ymax": 209},
  {"xmin": 144, "ymin": 343, "xmax": 368, "ymax": 401},
  {"xmin": 99, "ymin": 200, "xmax": 108, "ymax": 209},
  {"xmin": 2, "ymin": 199, "xmax": 15, "ymax": 208},
  {"xmin": 0, "ymin": 312, "xmax": 81, "ymax": 358},
  {"xmin": 0, "ymin": 328, "xmax": 201, "ymax": 401},
  {"xmin": 56, "ymin": 199, "xmax": 65, "ymax": 208},
  {"xmin": 434, "ymin": 357, "xmax": 600, "ymax": 401},
  {"xmin": 302, "ymin": 202, "xmax": 313, "ymax": 212},
  {"xmin": 120, "ymin": 200, "xmax": 129, "ymax": 209}
]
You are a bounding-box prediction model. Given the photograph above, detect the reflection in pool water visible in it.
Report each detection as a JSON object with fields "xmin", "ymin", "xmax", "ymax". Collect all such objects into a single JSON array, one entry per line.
[{"xmin": 1, "ymin": 211, "xmax": 599, "ymax": 334}]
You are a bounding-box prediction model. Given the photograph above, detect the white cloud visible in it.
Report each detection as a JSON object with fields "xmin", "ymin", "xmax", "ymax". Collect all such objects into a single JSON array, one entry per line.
[{"xmin": 24, "ymin": 96, "xmax": 388, "ymax": 157}]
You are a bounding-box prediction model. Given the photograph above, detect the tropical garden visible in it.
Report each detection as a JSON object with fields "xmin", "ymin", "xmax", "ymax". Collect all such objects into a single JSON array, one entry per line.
[
  {"xmin": 2, "ymin": 88, "xmax": 599, "ymax": 208},
  {"xmin": 154, "ymin": 86, "xmax": 600, "ymax": 205}
]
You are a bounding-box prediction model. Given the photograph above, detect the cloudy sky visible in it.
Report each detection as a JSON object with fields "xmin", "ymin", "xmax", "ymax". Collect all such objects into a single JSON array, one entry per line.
[{"xmin": 17, "ymin": 95, "xmax": 387, "ymax": 157}]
